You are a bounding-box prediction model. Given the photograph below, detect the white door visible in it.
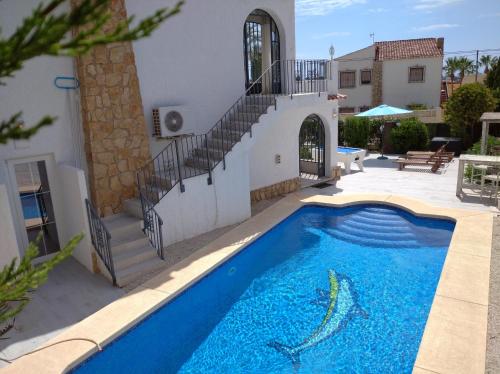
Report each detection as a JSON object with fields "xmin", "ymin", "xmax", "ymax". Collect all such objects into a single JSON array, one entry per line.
[{"xmin": 7, "ymin": 156, "xmax": 61, "ymax": 260}]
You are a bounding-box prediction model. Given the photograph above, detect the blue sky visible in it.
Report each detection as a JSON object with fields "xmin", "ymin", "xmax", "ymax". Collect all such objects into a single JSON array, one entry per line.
[{"xmin": 296, "ymin": 0, "xmax": 500, "ymax": 61}]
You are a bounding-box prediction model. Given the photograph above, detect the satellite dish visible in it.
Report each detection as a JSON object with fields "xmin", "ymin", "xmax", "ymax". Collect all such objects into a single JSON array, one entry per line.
[{"xmin": 164, "ymin": 110, "xmax": 183, "ymax": 132}]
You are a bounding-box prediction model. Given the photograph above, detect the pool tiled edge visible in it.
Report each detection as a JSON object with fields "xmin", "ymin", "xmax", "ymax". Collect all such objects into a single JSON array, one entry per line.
[{"xmin": 3, "ymin": 194, "xmax": 493, "ymax": 374}]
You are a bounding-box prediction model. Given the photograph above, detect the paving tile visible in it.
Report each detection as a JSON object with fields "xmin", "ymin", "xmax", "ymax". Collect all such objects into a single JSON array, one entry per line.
[
  {"xmin": 436, "ymin": 251, "xmax": 490, "ymax": 305},
  {"xmin": 415, "ymin": 295, "xmax": 487, "ymax": 374}
]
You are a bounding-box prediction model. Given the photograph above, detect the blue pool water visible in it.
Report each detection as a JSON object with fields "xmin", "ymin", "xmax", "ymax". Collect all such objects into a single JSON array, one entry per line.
[
  {"xmin": 337, "ymin": 146, "xmax": 362, "ymax": 153},
  {"xmin": 73, "ymin": 204, "xmax": 454, "ymax": 373},
  {"xmin": 20, "ymin": 193, "xmax": 41, "ymax": 219}
]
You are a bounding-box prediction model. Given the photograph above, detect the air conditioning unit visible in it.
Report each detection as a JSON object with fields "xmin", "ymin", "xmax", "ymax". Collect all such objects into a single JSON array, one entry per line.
[{"xmin": 152, "ymin": 105, "xmax": 196, "ymax": 138}]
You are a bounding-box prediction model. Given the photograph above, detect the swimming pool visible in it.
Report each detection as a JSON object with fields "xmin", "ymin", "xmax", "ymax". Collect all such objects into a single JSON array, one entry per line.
[{"xmin": 72, "ymin": 204, "xmax": 454, "ymax": 373}]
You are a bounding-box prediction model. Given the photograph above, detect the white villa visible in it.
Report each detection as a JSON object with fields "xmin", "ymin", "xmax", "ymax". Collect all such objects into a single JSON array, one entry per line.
[
  {"xmin": 336, "ymin": 38, "xmax": 445, "ymax": 114},
  {"xmin": 0, "ymin": 0, "xmax": 340, "ymax": 286}
]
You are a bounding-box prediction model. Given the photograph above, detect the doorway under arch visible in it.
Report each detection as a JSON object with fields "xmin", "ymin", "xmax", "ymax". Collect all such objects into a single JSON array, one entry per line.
[
  {"xmin": 243, "ymin": 9, "xmax": 281, "ymax": 94},
  {"xmin": 299, "ymin": 114, "xmax": 326, "ymax": 177}
]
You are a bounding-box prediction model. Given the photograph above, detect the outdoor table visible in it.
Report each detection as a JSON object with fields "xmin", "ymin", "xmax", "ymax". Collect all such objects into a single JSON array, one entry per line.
[{"xmin": 456, "ymin": 154, "xmax": 500, "ymax": 197}]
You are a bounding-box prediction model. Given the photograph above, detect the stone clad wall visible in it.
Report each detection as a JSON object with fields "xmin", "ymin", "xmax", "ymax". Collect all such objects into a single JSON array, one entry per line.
[
  {"xmin": 73, "ymin": 0, "xmax": 151, "ymax": 216},
  {"xmin": 250, "ymin": 177, "xmax": 301, "ymax": 203},
  {"xmin": 372, "ymin": 60, "xmax": 383, "ymax": 107}
]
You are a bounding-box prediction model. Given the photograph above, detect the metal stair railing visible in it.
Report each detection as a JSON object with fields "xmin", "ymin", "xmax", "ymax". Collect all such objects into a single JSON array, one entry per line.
[
  {"xmin": 135, "ymin": 59, "xmax": 331, "ymax": 258},
  {"xmin": 139, "ymin": 189, "xmax": 164, "ymax": 259},
  {"xmin": 85, "ymin": 199, "xmax": 116, "ymax": 286}
]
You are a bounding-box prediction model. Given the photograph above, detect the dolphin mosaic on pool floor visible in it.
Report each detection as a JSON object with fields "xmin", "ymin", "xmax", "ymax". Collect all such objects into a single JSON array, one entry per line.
[{"xmin": 268, "ymin": 270, "xmax": 367, "ymax": 369}]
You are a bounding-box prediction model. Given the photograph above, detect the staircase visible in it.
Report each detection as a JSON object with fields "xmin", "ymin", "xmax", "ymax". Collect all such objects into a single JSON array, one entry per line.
[
  {"xmin": 86, "ymin": 60, "xmax": 331, "ymax": 287},
  {"xmin": 101, "ymin": 212, "xmax": 165, "ymax": 286}
]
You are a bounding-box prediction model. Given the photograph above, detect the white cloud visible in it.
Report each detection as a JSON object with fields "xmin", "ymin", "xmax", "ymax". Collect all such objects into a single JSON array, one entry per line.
[
  {"xmin": 368, "ymin": 8, "xmax": 389, "ymax": 13},
  {"xmin": 412, "ymin": 23, "xmax": 459, "ymax": 31},
  {"xmin": 313, "ymin": 31, "xmax": 352, "ymax": 39},
  {"xmin": 296, "ymin": 0, "xmax": 367, "ymax": 16},
  {"xmin": 413, "ymin": 0, "xmax": 462, "ymax": 10}
]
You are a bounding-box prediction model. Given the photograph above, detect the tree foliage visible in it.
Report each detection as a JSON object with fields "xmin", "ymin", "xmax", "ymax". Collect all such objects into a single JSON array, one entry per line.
[
  {"xmin": 390, "ymin": 117, "xmax": 429, "ymax": 154},
  {"xmin": 485, "ymin": 60, "xmax": 500, "ymax": 111},
  {"xmin": 0, "ymin": 234, "xmax": 83, "ymax": 328},
  {"xmin": 0, "ymin": 0, "xmax": 183, "ymax": 144},
  {"xmin": 343, "ymin": 117, "xmax": 371, "ymax": 148},
  {"xmin": 480, "ymin": 55, "xmax": 498, "ymax": 75},
  {"xmin": 444, "ymin": 83, "xmax": 496, "ymax": 146},
  {"xmin": 455, "ymin": 56, "xmax": 476, "ymax": 84}
]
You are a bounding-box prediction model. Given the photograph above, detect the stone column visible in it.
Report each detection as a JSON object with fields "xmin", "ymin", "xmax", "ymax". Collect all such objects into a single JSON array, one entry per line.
[
  {"xmin": 73, "ymin": 0, "xmax": 151, "ymax": 216},
  {"xmin": 372, "ymin": 60, "xmax": 383, "ymax": 107}
]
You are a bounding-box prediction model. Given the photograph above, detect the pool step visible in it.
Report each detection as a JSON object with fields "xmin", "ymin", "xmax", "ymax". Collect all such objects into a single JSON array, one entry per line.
[
  {"xmin": 327, "ymin": 228, "xmax": 420, "ymax": 248},
  {"xmin": 99, "ymin": 212, "xmax": 165, "ymax": 287},
  {"xmin": 335, "ymin": 224, "xmax": 417, "ymax": 240}
]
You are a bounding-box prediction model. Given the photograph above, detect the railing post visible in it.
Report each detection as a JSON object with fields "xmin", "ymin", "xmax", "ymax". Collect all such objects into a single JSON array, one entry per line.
[
  {"xmin": 221, "ymin": 123, "xmax": 226, "ymax": 170},
  {"xmin": 205, "ymin": 134, "xmax": 213, "ymax": 185},
  {"xmin": 174, "ymin": 138, "xmax": 185, "ymax": 192}
]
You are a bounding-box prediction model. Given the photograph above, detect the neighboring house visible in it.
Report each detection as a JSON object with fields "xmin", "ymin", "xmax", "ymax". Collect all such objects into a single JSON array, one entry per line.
[
  {"xmin": 336, "ymin": 38, "xmax": 444, "ymax": 114},
  {"xmin": 0, "ymin": 1, "xmax": 339, "ymax": 286}
]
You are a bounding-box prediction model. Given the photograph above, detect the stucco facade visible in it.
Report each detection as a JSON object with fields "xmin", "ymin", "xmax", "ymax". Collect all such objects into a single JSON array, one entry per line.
[
  {"xmin": 0, "ymin": 0, "xmax": 338, "ymax": 273},
  {"xmin": 336, "ymin": 38, "xmax": 444, "ymax": 113}
]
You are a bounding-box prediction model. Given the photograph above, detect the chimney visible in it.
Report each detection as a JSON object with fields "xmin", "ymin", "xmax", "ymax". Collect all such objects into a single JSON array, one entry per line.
[{"xmin": 436, "ymin": 38, "xmax": 444, "ymax": 54}]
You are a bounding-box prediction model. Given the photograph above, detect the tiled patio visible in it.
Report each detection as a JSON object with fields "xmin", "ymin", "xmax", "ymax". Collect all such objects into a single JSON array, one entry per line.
[{"xmin": 309, "ymin": 152, "xmax": 499, "ymax": 213}]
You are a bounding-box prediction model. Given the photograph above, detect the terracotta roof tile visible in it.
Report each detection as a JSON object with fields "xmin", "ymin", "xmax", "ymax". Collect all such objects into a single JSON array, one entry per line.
[{"xmin": 375, "ymin": 38, "xmax": 443, "ymax": 61}]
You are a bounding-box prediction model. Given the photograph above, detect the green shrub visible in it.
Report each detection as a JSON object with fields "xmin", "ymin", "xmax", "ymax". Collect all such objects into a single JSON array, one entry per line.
[
  {"xmin": 466, "ymin": 136, "xmax": 500, "ymax": 155},
  {"xmin": 299, "ymin": 146, "xmax": 312, "ymax": 160},
  {"xmin": 407, "ymin": 103, "xmax": 428, "ymax": 110},
  {"xmin": 390, "ymin": 117, "xmax": 429, "ymax": 154},
  {"xmin": 444, "ymin": 83, "xmax": 496, "ymax": 147},
  {"xmin": 343, "ymin": 116, "xmax": 370, "ymax": 148}
]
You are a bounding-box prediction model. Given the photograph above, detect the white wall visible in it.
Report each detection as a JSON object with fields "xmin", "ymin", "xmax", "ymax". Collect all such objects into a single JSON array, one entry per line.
[
  {"xmin": 382, "ymin": 57, "xmax": 442, "ymax": 109},
  {"xmin": 157, "ymin": 140, "xmax": 252, "ymax": 247},
  {"xmin": 0, "ymin": 185, "xmax": 21, "ymax": 268},
  {"xmin": 0, "ymin": 1, "xmax": 86, "ymax": 259},
  {"xmin": 336, "ymin": 46, "xmax": 375, "ymax": 111},
  {"xmin": 249, "ymin": 93, "xmax": 338, "ymax": 190},
  {"xmin": 125, "ymin": 0, "xmax": 296, "ymax": 157},
  {"xmin": 57, "ymin": 164, "xmax": 93, "ymax": 271},
  {"xmin": 155, "ymin": 92, "xmax": 338, "ymax": 246}
]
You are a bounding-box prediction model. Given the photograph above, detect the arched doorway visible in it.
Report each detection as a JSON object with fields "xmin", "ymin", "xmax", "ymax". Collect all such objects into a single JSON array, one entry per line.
[
  {"xmin": 243, "ymin": 9, "xmax": 281, "ymax": 94},
  {"xmin": 299, "ymin": 115, "xmax": 326, "ymax": 177}
]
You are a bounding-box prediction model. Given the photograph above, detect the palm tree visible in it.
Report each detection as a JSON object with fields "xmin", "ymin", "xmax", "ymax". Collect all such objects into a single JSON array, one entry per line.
[
  {"xmin": 456, "ymin": 56, "xmax": 476, "ymax": 85},
  {"xmin": 480, "ymin": 55, "xmax": 493, "ymax": 74},
  {"xmin": 443, "ymin": 57, "xmax": 460, "ymax": 94}
]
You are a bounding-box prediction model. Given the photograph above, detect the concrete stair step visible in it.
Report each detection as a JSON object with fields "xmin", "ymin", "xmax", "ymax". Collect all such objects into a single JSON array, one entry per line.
[
  {"xmin": 103, "ymin": 213, "xmax": 142, "ymax": 237},
  {"xmin": 207, "ymin": 138, "xmax": 234, "ymax": 149},
  {"xmin": 211, "ymin": 128, "xmax": 243, "ymax": 141},
  {"xmin": 113, "ymin": 243, "xmax": 157, "ymax": 271},
  {"xmin": 115, "ymin": 256, "xmax": 166, "ymax": 287},
  {"xmin": 192, "ymin": 147, "xmax": 224, "ymax": 161},
  {"xmin": 110, "ymin": 228, "xmax": 149, "ymax": 254},
  {"xmin": 123, "ymin": 198, "xmax": 143, "ymax": 219},
  {"xmin": 184, "ymin": 156, "xmax": 215, "ymax": 170},
  {"xmin": 221, "ymin": 120, "xmax": 253, "ymax": 132}
]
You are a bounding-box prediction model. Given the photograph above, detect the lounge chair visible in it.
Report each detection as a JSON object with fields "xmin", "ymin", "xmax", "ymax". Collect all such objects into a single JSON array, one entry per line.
[
  {"xmin": 394, "ymin": 147, "xmax": 446, "ymax": 172},
  {"xmin": 394, "ymin": 158, "xmax": 444, "ymax": 173},
  {"xmin": 406, "ymin": 144, "xmax": 454, "ymax": 162}
]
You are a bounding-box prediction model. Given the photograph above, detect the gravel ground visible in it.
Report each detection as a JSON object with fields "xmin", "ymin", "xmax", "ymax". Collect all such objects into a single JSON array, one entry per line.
[{"xmin": 487, "ymin": 215, "xmax": 500, "ymax": 373}]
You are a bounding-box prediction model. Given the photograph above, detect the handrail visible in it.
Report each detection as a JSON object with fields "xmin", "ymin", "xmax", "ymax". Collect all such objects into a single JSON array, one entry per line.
[
  {"xmin": 136, "ymin": 59, "xmax": 330, "ymax": 258},
  {"xmin": 85, "ymin": 199, "xmax": 116, "ymax": 286},
  {"xmin": 138, "ymin": 189, "xmax": 164, "ymax": 259}
]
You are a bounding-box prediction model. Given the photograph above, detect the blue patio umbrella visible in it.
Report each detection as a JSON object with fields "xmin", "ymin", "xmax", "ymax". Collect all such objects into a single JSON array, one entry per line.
[
  {"xmin": 355, "ymin": 104, "xmax": 413, "ymax": 159},
  {"xmin": 355, "ymin": 104, "xmax": 413, "ymax": 118}
]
